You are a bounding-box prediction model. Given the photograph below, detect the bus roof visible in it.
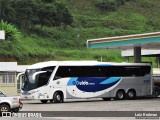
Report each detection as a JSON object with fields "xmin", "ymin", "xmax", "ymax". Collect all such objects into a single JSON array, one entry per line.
[
  {"xmin": 27, "ymin": 61, "xmax": 151, "ymax": 69},
  {"xmin": 28, "ymin": 61, "xmax": 59, "ymax": 69}
]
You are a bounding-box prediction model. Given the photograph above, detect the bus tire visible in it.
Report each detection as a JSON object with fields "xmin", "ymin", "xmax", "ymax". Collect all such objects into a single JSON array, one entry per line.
[
  {"xmin": 115, "ymin": 90, "xmax": 125, "ymax": 100},
  {"xmin": 102, "ymin": 98, "xmax": 111, "ymax": 101},
  {"xmin": 127, "ymin": 89, "xmax": 136, "ymax": 100},
  {"xmin": 53, "ymin": 92, "xmax": 64, "ymax": 103},
  {"xmin": 40, "ymin": 100, "xmax": 48, "ymax": 103}
]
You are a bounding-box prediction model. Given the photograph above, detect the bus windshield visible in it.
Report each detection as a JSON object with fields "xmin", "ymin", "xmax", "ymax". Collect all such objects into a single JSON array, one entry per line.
[{"xmin": 22, "ymin": 66, "xmax": 55, "ymax": 91}]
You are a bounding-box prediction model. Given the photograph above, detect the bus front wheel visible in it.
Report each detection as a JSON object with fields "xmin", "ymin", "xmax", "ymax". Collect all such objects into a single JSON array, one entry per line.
[{"xmin": 53, "ymin": 92, "xmax": 64, "ymax": 103}]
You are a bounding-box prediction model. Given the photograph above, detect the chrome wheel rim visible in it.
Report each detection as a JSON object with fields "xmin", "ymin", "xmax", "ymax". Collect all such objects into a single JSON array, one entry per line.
[
  {"xmin": 118, "ymin": 92, "xmax": 123, "ymax": 99},
  {"xmin": 1, "ymin": 106, "xmax": 8, "ymax": 112},
  {"xmin": 128, "ymin": 92, "xmax": 134, "ymax": 98},
  {"xmin": 56, "ymin": 95, "xmax": 61, "ymax": 101}
]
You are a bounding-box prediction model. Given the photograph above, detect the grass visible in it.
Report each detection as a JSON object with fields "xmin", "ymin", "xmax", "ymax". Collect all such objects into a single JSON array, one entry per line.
[{"xmin": 0, "ymin": 0, "xmax": 159, "ymax": 67}]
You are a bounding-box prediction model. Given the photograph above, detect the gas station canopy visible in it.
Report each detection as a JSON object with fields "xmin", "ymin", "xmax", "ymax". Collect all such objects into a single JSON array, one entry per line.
[
  {"xmin": 87, "ymin": 32, "xmax": 160, "ymax": 49},
  {"xmin": 87, "ymin": 32, "xmax": 160, "ymax": 63}
]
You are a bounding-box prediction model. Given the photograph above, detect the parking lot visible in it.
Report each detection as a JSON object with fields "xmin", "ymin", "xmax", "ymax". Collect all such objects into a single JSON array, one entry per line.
[{"xmin": 1, "ymin": 98, "xmax": 160, "ymax": 120}]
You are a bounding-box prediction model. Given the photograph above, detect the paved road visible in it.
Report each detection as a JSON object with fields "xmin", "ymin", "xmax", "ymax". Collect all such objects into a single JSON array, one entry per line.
[
  {"xmin": 1, "ymin": 98, "xmax": 160, "ymax": 120},
  {"xmin": 22, "ymin": 98, "xmax": 160, "ymax": 111}
]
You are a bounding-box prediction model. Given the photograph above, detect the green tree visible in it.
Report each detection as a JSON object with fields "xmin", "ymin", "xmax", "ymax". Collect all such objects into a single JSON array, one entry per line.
[
  {"xmin": 42, "ymin": 0, "xmax": 55, "ymax": 3},
  {"xmin": 38, "ymin": 1, "xmax": 73, "ymax": 29},
  {"xmin": 55, "ymin": 2, "xmax": 73, "ymax": 29},
  {"xmin": 13, "ymin": 0, "xmax": 39, "ymax": 29},
  {"xmin": 116, "ymin": 0, "xmax": 125, "ymax": 6},
  {"xmin": 0, "ymin": 0, "xmax": 16, "ymax": 23},
  {"xmin": 38, "ymin": 4, "xmax": 57, "ymax": 29},
  {"xmin": 62, "ymin": 9, "xmax": 73, "ymax": 29},
  {"xmin": 95, "ymin": 0, "xmax": 117, "ymax": 12},
  {"xmin": 0, "ymin": 0, "xmax": 73, "ymax": 31}
]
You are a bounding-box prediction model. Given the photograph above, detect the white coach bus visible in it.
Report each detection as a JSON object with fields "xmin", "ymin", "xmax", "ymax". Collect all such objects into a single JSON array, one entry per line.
[{"xmin": 18, "ymin": 61, "xmax": 152, "ymax": 103}]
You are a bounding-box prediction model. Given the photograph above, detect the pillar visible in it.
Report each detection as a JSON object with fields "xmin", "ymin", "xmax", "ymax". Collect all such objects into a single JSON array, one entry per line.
[{"xmin": 134, "ymin": 46, "xmax": 141, "ymax": 63}]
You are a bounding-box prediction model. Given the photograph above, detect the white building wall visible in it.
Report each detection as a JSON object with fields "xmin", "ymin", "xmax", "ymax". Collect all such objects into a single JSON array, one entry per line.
[
  {"xmin": 0, "ymin": 62, "xmax": 28, "ymax": 95},
  {"xmin": 121, "ymin": 49, "xmax": 160, "ymax": 57}
]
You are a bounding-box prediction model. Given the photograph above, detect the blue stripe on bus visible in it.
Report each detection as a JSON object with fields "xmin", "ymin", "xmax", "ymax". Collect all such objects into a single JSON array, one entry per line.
[
  {"xmin": 67, "ymin": 77, "xmax": 78, "ymax": 86},
  {"xmin": 100, "ymin": 77, "xmax": 121, "ymax": 84}
]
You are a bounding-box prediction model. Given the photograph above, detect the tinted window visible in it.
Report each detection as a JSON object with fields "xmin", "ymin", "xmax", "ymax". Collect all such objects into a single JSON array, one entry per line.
[
  {"xmin": 36, "ymin": 66, "xmax": 55, "ymax": 87},
  {"xmin": 22, "ymin": 66, "xmax": 55, "ymax": 91},
  {"xmin": 54, "ymin": 66, "xmax": 151, "ymax": 79}
]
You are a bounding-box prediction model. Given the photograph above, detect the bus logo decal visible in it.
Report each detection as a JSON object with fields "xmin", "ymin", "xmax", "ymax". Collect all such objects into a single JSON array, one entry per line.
[
  {"xmin": 72, "ymin": 81, "xmax": 95, "ymax": 86},
  {"xmin": 67, "ymin": 77, "xmax": 121, "ymax": 92}
]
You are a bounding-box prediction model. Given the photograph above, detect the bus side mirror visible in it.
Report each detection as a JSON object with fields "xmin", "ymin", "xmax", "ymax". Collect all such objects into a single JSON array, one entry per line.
[
  {"xmin": 32, "ymin": 71, "xmax": 47, "ymax": 81},
  {"xmin": 17, "ymin": 72, "xmax": 25, "ymax": 81}
]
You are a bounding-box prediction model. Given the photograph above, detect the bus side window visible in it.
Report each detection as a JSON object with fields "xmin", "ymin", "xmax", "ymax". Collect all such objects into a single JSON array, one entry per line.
[{"xmin": 53, "ymin": 66, "xmax": 66, "ymax": 80}]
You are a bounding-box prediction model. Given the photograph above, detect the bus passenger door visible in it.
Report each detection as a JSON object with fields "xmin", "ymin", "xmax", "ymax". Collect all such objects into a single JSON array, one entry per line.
[{"xmin": 52, "ymin": 78, "xmax": 67, "ymax": 95}]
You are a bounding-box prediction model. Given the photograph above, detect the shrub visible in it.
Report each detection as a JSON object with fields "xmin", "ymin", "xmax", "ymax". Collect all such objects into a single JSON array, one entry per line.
[
  {"xmin": 0, "ymin": 20, "xmax": 21, "ymax": 41},
  {"xmin": 95, "ymin": 0, "xmax": 117, "ymax": 12},
  {"xmin": 116, "ymin": 0, "xmax": 125, "ymax": 6},
  {"xmin": 95, "ymin": 0, "xmax": 131, "ymax": 12}
]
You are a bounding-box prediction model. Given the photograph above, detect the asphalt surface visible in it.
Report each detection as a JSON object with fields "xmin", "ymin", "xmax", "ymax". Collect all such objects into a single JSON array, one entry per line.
[
  {"xmin": 1, "ymin": 98, "xmax": 160, "ymax": 120},
  {"xmin": 21, "ymin": 98, "xmax": 160, "ymax": 111}
]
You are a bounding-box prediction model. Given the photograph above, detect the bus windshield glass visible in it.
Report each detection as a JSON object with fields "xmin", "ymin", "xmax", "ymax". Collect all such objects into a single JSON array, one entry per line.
[{"xmin": 22, "ymin": 66, "xmax": 55, "ymax": 91}]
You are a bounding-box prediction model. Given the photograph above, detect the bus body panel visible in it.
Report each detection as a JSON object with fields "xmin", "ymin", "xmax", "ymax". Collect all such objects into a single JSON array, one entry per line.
[
  {"xmin": 21, "ymin": 76, "xmax": 152, "ymax": 100},
  {"xmin": 19, "ymin": 61, "xmax": 152, "ymax": 101}
]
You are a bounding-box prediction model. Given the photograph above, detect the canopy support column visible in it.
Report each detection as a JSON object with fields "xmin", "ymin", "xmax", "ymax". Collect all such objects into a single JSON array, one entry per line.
[{"xmin": 134, "ymin": 46, "xmax": 141, "ymax": 63}]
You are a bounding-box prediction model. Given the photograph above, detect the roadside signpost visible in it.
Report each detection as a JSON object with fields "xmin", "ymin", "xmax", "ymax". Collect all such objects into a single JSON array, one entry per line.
[{"xmin": 0, "ymin": 31, "xmax": 5, "ymax": 40}]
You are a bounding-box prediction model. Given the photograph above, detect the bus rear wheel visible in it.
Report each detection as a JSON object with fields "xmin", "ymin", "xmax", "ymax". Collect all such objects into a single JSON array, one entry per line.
[
  {"xmin": 115, "ymin": 90, "xmax": 125, "ymax": 100},
  {"xmin": 40, "ymin": 100, "xmax": 48, "ymax": 103},
  {"xmin": 53, "ymin": 92, "xmax": 64, "ymax": 103},
  {"xmin": 127, "ymin": 90, "xmax": 136, "ymax": 100}
]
